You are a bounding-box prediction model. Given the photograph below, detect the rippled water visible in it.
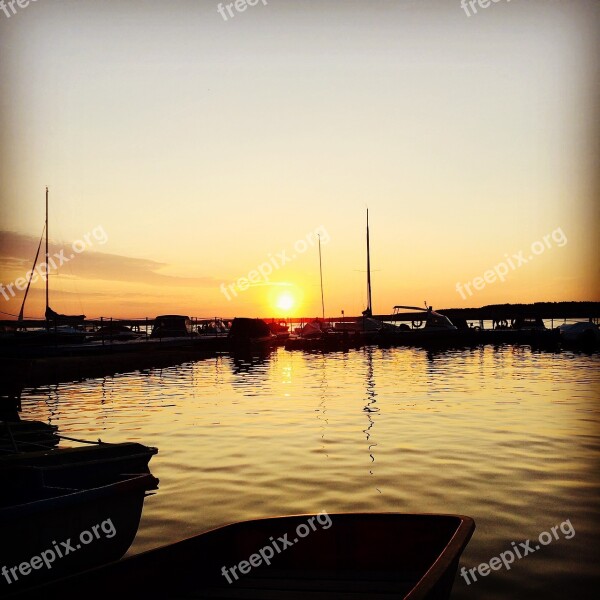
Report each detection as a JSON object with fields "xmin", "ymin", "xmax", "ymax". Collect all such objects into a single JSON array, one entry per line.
[{"xmin": 20, "ymin": 346, "xmax": 600, "ymax": 599}]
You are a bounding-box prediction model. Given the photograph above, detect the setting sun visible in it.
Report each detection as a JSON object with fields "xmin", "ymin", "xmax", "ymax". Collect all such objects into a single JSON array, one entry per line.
[{"xmin": 275, "ymin": 292, "xmax": 295, "ymax": 312}]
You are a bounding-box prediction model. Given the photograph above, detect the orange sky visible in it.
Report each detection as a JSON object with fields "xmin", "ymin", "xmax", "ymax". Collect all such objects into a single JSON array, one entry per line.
[{"xmin": 1, "ymin": 0, "xmax": 598, "ymax": 320}]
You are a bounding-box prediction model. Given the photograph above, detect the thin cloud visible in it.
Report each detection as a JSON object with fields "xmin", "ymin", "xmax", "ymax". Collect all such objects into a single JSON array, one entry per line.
[{"xmin": 0, "ymin": 231, "xmax": 218, "ymax": 287}]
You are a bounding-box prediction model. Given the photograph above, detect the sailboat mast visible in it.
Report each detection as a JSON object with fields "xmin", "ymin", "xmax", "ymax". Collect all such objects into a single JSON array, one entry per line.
[
  {"xmin": 366, "ymin": 209, "xmax": 372, "ymax": 316},
  {"xmin": 45, "ymin": 186, "xmax": 49, "ymax": 315},
  {"xmin": 318, "ymin": 234, "xmax": 325, "ymax": 320}
]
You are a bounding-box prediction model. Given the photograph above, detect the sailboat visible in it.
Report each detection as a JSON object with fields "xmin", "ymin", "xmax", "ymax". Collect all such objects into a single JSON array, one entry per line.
[
  {"xmin": 344, "ymin": 211, "xmax": 456, "ymax": 342},
  {"xmin": 284, "ymin": 234, "xmax": 344, "ymax": 349},
  {"xmin": 343, "ymin": 209, "xmax": 388, "ymax": 335},
  {"xmin": 298, "ymin": 232, "xmax": 328, "ymax": 338},
  {"xmin": 14, "ymin": 187, "xmax": 86, "ymax": 344},
  {"xmin": 285, "ymin": 217, "xmax": 376, "ymax": 350}
]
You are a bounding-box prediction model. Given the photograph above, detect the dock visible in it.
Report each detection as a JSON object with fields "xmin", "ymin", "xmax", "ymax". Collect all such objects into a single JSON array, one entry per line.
[{"xmin": 0, "ymin": 302, "xmax": 598, "ymax": 390}]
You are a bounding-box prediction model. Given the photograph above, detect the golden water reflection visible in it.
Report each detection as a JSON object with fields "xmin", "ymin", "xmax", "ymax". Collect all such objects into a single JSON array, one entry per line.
[{"xmin": 20, "ymin": 346, "xmax": 600, "ymax": 600}]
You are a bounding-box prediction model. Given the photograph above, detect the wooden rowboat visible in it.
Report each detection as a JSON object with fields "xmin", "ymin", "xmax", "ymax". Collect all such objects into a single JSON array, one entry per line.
[
  {"xmin": 0, "ymin": 441, "xmax": 157, "ymax": 487},
  {"xmin": 1, "ymin": 472, "xmax": 158, "ymax": 596},
  {"xmin": 0, "ymin": 420, "xmax": 60, "ymax": 454},
  {"xmin": 17, "ymin": 512, "xmax": 475, "ymax": 599}
]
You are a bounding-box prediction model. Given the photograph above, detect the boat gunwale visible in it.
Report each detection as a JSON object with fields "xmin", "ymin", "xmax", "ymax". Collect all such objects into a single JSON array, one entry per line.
[
  {"xmin": 0, "ymin": 442, "xmax": 158, "ymax": 466},
  {"xmin": 403, "ymin": 513, "xmax": 475, "ymax": 599},
  {"xmin": 0, "ymin": 472, "xmax": 158, "ymax": 519}
]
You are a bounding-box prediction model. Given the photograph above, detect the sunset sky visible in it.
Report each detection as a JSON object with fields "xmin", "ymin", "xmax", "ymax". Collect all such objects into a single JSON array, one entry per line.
[{"xmin": 0, "ymin": 0, "xmax": 598, "ymax": 320}]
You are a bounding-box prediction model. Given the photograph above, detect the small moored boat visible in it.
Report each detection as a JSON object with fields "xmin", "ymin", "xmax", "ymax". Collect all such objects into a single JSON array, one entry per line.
[
  {"xmin": 378, "ymin": 306, "xmax": 459, "ymax": 347},
  {"xmin": 228, "ymin": 318, "xmax": 277, "ymax": 350},
  {"xmin": 1, "ymin": 472, "xmax": 157, "ymax": 596},
  {"xmin": 150, "ymin": 315, "xmax": 196, "ymax": 339},
  {"xmin": 88, "ymin": 323, "xmax": 143, "ymax": 341},
  {"xmin": 0, "ymin": 440, "xmax": 158, "ymax": 595},
  {"xmin": 18, "ymin": 512, "xmax": 475, "ymax": 599},
  {"xmin": 267, "ymin": 320, "xmax": 291, "ymax": 343},
  {"xmin": 0, "ymin": 419, "xmax": 60, "ymax": 454},
  {"xmin": 0, "ymin": 441, "xmax": 157, "ymax": 485},
  {"xmin": 558, "ymin": 321, "xmax": 600, "ymax": 349}
]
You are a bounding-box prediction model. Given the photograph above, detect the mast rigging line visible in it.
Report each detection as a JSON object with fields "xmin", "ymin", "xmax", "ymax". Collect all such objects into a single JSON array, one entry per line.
[{"xmin": 17, "ymin": 224, "xmax": 46, "ymax": 322}]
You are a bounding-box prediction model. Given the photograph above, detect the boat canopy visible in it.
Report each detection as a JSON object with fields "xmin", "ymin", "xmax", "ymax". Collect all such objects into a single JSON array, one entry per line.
[
  {"xmin": 151, "ymin": 315, "xmax": 193, "ymax": 338},
  {"xmin": 392, "ymin": 305, "xmax": 456, "ymax": 330},
  {"xmin": 45, "ymin": 306, "xmax": 85, "ymax": 325},
  {"xmin": 228, "ymin": 318, "xmax": 272, "ymax": 339},
  {"xmin": 300, "ymin": 320, "xmax": 325, "ymax": 338}
]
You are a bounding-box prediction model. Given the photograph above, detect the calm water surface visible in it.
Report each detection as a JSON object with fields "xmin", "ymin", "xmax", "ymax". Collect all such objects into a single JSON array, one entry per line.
[{"xmin": 21, "ymin": 346, "xmax": 600, "ymax": 599}]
